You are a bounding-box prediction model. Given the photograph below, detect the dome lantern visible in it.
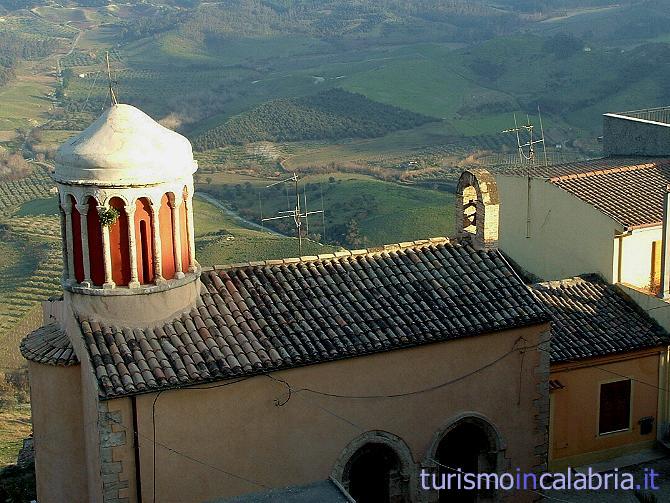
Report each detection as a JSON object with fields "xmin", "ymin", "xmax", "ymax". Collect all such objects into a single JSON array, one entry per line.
[{"xmin": 54, "ymin": 104, "xmax": 199, "ymax": 297}]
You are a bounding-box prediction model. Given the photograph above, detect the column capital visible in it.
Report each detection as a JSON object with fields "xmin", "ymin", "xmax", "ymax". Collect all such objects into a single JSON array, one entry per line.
[
  {"xmin": 124, "ymin": 204, "xmax": 136, "ymax": 217},
  {"xmin": 168, "ymin": 197, "xmax": 183, "ymax": 209},
  {"xmin": 96, "ymin": 204, "xmax": 110, "ymax": 215},
  {"xmin": 61, "ymin": 200, "xmax": 73, "ymax": 214},
  {"xmin": 75, "ymin": 203, "xmax": 89, "ymax": 215}
]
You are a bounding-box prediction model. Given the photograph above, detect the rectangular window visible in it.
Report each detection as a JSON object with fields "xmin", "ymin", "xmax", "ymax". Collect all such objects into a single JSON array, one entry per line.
[{"xmin": 599, "ymin": 380, "xmax": 632, "ymax": 435}]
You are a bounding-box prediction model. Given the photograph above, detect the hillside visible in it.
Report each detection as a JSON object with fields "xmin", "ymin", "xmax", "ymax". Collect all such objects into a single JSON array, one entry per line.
[{"xmin": 192, "ymin": 89, "xmax": 439, "ymax": 150}]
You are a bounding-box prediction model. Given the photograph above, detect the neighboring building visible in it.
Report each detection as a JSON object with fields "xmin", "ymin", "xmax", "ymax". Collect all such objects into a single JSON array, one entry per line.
[
  {"xmin": 454, "ymin": 107, "xmax": 670, "ymax": 473},
  {"xmin": 603, "ymin": 107, "xmax": 670, "ymax": 157},
  {"xmin": 495, "ymin": 157, "xmax": 670, "ymax": 291},
  {"xmin": 495, "ymin": 107, "xmax": 670, "ymax": 333},
  {"xmin": 530, "ymin": 275, "xmax": 668, "ymax": 470},
  {"xmin": 457, "ymin": 167, "xmax": 670, "ymax": 471},
  {"xmin": 22, "ymin": 104, "xmax": 552, "ymax": 503}
]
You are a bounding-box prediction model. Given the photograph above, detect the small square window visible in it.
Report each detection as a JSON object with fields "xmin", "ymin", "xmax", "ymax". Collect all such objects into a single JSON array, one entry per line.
[{"xmin": 599, "ymin": 380, "xmax": 631, "ymax": 435}]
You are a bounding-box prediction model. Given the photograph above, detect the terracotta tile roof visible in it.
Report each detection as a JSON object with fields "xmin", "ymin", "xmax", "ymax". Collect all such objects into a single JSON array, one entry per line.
[
  {"xmin": 505, "ymin": 158, "xmax": 670, "ymax": 229},
  {"xmin": 78, "ymin": 239, "xmax": 550, "ymax": 399},
  {"xmin": 530, "ymin": 275, "xmax": 668, "ymax": 363},
  {"xmin": 20, "ymin": 323, "xmax": 79, "ymax": 366}
]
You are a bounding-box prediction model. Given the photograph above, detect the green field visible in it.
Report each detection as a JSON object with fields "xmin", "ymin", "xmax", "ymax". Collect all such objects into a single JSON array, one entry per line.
[
  {"xmin": 198, "ymin": 172, "xmax": 455, "ymax": 248},
  {"xmin": 193, "ymin": 198, "xmax": 338, "ymax": 264}
]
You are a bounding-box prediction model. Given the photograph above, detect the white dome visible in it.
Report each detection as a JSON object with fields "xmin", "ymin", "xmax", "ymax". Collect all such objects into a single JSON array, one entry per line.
[{"xmin": 54, "ymin": 104, "xmax": 197, "ymax": 186}]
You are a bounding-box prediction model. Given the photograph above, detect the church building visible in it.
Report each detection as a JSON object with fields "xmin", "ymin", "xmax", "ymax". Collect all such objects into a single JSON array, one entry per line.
[{"xmin": 22, "ymin": 104, "xmax": 552, "ymax": 503}]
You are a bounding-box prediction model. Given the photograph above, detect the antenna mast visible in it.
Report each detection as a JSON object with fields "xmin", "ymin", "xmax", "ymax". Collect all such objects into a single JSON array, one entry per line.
[
  {"xmin": 501, "ymin": 111, "xmax": 547, "ymax": 166},
  {"xmin": 106, "ymin": 51, "xmax": 118, "ymax": 107},
  {"xmin": 262, "ymin": 173, "xmax": 324, "ymax": 256}
]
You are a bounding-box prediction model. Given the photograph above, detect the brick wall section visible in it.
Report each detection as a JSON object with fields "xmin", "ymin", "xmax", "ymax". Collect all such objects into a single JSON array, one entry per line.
[
  {"xmin": 98, "ymin": 401, "xmax": 130, "ymax": 503},
  {"xmin": 532, "ymin": 328, "xmax": 551, "ymax": 474}
]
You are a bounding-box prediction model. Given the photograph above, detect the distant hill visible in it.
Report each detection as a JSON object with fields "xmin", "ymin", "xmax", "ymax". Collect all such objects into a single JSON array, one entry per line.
[{"xmin": 192, "ymin": 88, "xmax": 439, "ymax": 150}]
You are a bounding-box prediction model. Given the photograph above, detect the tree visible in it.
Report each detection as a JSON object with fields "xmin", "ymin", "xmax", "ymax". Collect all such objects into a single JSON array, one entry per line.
[{"xmin": 345, "ymin": 219, "xmax": 367, "ymax": 248}]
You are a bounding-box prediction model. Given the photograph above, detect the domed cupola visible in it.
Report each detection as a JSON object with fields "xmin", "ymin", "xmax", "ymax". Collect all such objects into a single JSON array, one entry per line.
[{"xmin": 54, "ymin": 104, "xmax": 199, "ymax": 297}]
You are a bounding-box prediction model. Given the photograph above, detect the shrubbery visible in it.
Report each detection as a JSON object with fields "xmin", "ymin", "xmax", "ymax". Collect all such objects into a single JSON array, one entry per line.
[{"xmin": 193, "ymin": 88, "xmax": 438, "ymax": 150}]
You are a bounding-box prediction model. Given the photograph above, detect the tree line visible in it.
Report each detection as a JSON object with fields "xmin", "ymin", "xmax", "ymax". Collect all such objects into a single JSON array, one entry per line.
[{"xmin": 193, "ymin": 88, "xmax": 438, "ymax": 150}]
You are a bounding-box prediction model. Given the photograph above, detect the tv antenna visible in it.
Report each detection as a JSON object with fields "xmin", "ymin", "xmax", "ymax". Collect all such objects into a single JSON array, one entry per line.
[
  {"xmin": 261, "ymin": 173, "xmax": 324, "ymax": 256},
  {"xmin": 106, "ymin": 51, "xmax": 118, "ymax": 107},
  {"xmin": 501, "ymin": 107, "xmax": 548, "ymax": 167},
  {"xmin": 501, "ymin": 107, "xmax": 549, "ymax": 240}
]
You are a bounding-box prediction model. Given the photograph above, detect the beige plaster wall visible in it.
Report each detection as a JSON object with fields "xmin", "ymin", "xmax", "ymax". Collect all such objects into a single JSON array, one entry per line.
[
  {"xmin": 619, "ymin": 283, "xmax": 670, "ymax": 331},
  {"xmin": 496, "ymin": 175, "xmax": 622, "ymax": 282},
  {"xmin": 29, "ymin": 362, "xmax": 88, "ymax": 502},
  {"xmin": 618, "ymin": 226, "xmax": 662, "ymax": 289},
  {"xmin": 549, "ymin": 350, "xmax": 661, "ymax": 470},
  {"xmin": 66, "ymin": 276, "xmax": 201, "ymax": 327},
  {"xmin": 122, "ymin": 324, "xmax": 550, "ymax": 503}
]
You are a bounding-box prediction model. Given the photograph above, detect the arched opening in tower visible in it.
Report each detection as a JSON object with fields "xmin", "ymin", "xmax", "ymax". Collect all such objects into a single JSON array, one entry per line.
[
  {"xmin": 180, "ymin": 187, "xmax": 190, "ymax": 271},
  {"xmin": 159, "ymin": 193, "xmax": 176, "ymax": 280},
  {"xmin": 462, "ymin": 185, "xmax": 478, "ymax": 236},
  {"xmin": 70, "ymin": 195, "xmax": 84, "ymax": 283},
  {"xmin": 108, "ymin": 197, "xmax": 131, "ymax": 286},
  {"xmin": 87, "ymin": 197, "xmax": 105, "ymax": 286},
  {"xmin": 135, "ymin": 197, "xmax": 155, "ymax": 284}
]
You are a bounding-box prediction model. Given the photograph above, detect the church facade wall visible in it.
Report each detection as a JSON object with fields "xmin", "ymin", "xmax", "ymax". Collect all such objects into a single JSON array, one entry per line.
[
  {"xmin": 118, "ymin": 323, "xmax": 550, "ymax": 503},
  {"xmin": 29, "ymin": 362, "xmax": 88, "ymax": 502}
]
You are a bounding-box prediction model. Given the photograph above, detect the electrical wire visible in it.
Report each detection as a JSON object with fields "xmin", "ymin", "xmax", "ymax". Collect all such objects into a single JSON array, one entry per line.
[{"xmin": 265, "ymin": 338, "xmax": 548, "ymax": 401}]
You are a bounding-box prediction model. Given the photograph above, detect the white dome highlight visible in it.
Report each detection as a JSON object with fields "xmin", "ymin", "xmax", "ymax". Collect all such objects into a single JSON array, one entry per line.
[{"xmin": 54, "ymin": 104, "xmax": 197, "ymax": 186}]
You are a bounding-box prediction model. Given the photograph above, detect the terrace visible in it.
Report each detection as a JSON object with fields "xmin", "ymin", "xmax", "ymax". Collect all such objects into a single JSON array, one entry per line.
[{"xmin": 612, "ymin": 106, "xmax": 670, "ymax": 125}]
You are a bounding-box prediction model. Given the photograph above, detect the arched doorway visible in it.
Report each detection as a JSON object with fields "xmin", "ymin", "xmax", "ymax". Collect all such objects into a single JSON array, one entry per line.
[
  {"xmin": 346, "ymin": 443, "xmax": 405, "ymax": 503},
  {"xmin": 433, "ymin": 418, "xmax": 500, "ymax": 503},
  {"xmin": 334, "ymin": 432, "xmax": 413, "ymax": 503}
]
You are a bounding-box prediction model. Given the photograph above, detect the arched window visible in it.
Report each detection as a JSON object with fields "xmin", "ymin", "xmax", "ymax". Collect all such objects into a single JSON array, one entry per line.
[
  {"xmin": 87, "ymin": 197, "xmax": 105, "ymax": 286},
  {"xmin": 159, "ymin": 193, "xmax": 176, "ymax": 280},
  {"xmin": 135, "ymin": 198, "xmax": 154, "ymax": 284},
  {"xmin": 108, "ymin": 197, "xmax": 131, "ymax": 286},
  {"xmin": 70, "ymin": 195, "xmax": 84, "ymax": 283}
]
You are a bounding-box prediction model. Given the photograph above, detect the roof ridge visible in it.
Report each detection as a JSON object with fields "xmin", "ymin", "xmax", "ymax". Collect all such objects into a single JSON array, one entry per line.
[
  {"xmin": 549, "ymin": 161, "xmax": 658, "ymax": 182},
  {"xmin": 202, "ymin": 236, "xmax": 452, "ymax": 272}
]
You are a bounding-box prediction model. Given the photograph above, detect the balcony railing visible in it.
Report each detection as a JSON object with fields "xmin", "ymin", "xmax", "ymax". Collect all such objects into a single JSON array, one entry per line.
[{"xmin": 617, "ymin": 106, "xmax": 670, "ymax": 125}]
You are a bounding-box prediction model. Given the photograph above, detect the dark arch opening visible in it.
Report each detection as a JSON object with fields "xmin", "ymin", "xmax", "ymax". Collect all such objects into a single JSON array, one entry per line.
[
  {"xmin": 135, "ymin": 197, "xmax": 154, "ymax": 284},
  {"xmin": 436, "ymin": 421, "xmax": 497, "ymax": 503},
  {"xmin": 139, "ymin": 220, "xmax": 151, "ymax": 284},
  {"xmin": 86, "ymin": 197, "xmax": 105, "ymax": 286},
  {"xmin": 109, "ymin": 197, "xmax": 130, "ymax": 286},
  {"xmin": 345, "ymin": 443, "xmax": 407, "ymax": 503}
]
